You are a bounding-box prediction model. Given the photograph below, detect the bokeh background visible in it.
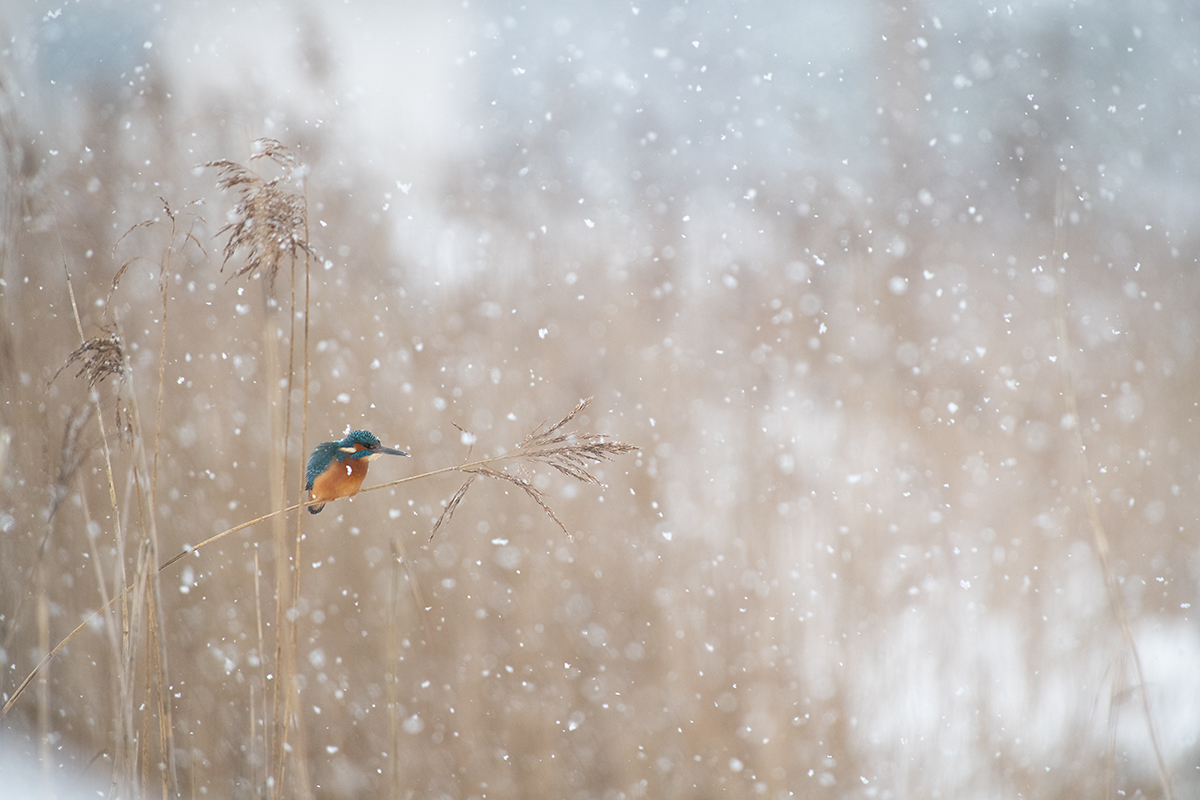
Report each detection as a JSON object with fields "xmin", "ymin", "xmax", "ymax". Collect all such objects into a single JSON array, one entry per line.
[{"xmin": 2, "ymin": 0, "xmax": 1199, "ymax": 798}]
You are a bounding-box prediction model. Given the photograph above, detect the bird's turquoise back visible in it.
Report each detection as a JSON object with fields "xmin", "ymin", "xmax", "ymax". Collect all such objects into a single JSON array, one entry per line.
[{"xmin": 305, "ymin": 440, "xmax": 344, "ymax": 491}]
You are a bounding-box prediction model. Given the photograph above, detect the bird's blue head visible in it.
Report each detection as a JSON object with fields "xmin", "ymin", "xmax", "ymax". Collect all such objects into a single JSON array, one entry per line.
[
  {"xmin": 342, "ymin": 429, "xmax": 382, "ymax": 449},
  {"xmin": 335, "ymin": 429, "xmax": 408, "ymax": 461}
]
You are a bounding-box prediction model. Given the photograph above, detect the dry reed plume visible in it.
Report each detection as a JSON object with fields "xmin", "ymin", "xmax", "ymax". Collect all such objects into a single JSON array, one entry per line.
[
  {"xmin": 430, "ymin": 397, "xmax": 638, "ymax": 539},
  {"xmin": 205, "ymin": 137, "xmax": 313, "ymax": 284},
  {"xmin": 60, "ymin": 330, "xmax": 124, "ymax": 389}
]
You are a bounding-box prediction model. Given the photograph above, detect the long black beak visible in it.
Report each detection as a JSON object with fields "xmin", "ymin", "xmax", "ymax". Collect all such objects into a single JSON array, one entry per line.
[{"xmin": 374, "ymin": 445, "xmax": 409, "ymax": 457}]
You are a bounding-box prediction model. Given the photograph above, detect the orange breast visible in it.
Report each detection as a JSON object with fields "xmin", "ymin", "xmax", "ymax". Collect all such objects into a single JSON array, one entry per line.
[{"xmin": 310, "ymin": 456, "xmax": 370, "ymax": 504}]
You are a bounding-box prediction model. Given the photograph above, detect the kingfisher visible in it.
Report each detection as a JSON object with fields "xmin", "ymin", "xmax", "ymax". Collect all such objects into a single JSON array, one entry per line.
[{"xmin": 305, "ymin": 430, "xmax": 409, "ymax": 514}]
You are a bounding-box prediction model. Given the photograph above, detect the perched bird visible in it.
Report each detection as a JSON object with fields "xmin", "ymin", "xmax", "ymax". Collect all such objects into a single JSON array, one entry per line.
[{"xmin": 305, "ymin": 430, "xmax": 408, "ymax": 514}]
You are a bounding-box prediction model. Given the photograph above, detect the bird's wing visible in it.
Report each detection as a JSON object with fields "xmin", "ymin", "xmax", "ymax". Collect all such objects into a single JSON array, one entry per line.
[{"xmin": 305, "ymin": 441, "xmax": 340, "ymax": 491}]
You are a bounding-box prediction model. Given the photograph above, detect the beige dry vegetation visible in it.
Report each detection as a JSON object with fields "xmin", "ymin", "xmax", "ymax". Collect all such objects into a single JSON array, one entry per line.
[{"xmin": 1, "ymin": 6, "xmax": 1198, "ymax": 800}]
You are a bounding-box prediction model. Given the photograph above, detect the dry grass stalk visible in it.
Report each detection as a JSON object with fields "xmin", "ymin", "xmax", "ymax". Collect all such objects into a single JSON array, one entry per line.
[
  {"xmin": 112, "ymin": 197, "xmax": 205, "ymax": 506},
  {"xmin": 1, "ymin": 404, "xmax": 89, "ymax": 656},
  {"xmin": 110, "ymin": 197, "xmax": 205, "ymax": 298},
  {"xmin": 430, "ymin": 397, "xmax": 638, "ymax": 540},
  {"xmin": 50, "ymin": 403, "xmax": 94, "ymax": 518},
  {"xmin": 107, "ymin": 199, "xmax": 196, "ymax": 796},
  {"xmin": 205, "ymin": 138, "xmax": 312, "ymax": 285},
  {"xmin": 58, "ymin": 210, "xmax": 189, "ymax": 795}
]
